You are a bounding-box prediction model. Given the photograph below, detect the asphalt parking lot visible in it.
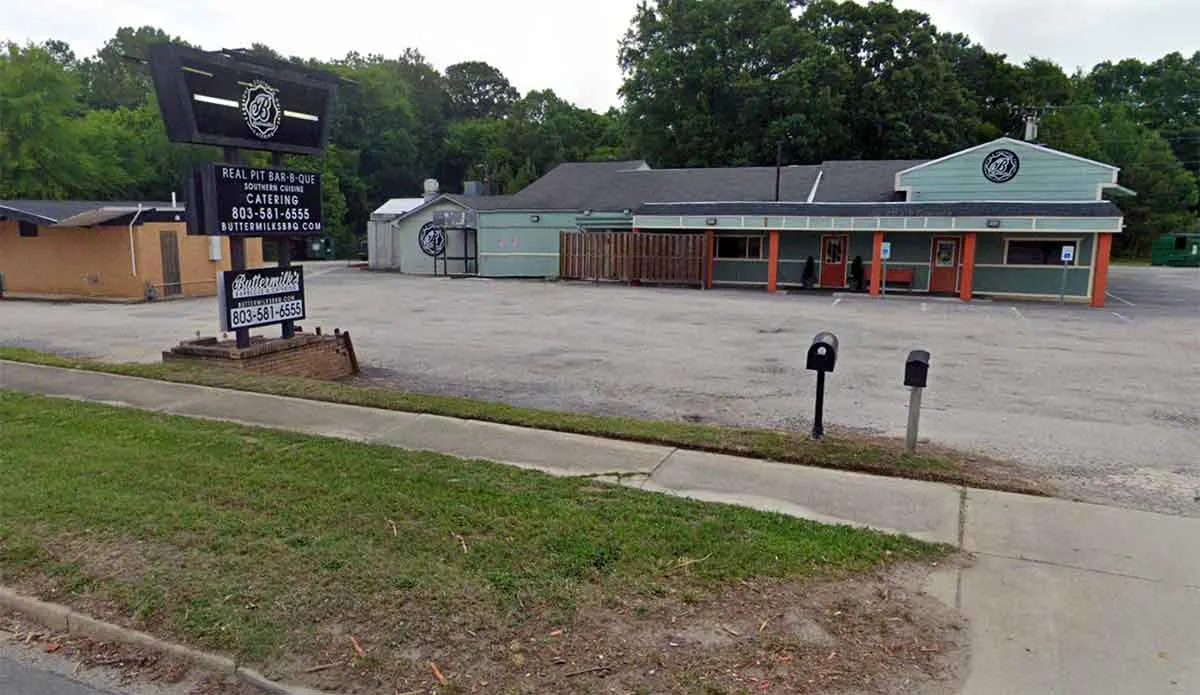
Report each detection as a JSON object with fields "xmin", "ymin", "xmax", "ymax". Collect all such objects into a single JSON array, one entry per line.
[{"xmin": 2, "ymin": 264, "xmax": 1199, "ymax": 516}]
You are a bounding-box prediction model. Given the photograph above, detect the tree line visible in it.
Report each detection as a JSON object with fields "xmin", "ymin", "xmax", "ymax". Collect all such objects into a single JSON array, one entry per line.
[{"xmin": 2, "ymin": 0, "xmax": 1198, "ymax": 257}]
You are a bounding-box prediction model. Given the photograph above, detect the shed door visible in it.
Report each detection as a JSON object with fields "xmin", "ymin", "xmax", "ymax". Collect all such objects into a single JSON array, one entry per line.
[
  {"xmin": 160, "ymin": 230, "xmax": 182, "ymax": 296},
  {"xmin": 929, "ymin": 237, "xmax": 960, "ymax": 293}
]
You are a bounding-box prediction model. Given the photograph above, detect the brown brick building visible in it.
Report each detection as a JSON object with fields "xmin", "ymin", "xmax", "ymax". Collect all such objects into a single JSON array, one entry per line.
[{"xmin": 0, "ymin": 200, "xmax": 263, "ymax": 300}]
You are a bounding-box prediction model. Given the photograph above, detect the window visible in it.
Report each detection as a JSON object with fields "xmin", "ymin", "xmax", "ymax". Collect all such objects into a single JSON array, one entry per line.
[
  {"xmin": 715, "ymin": 235, "xmax": 765, "ymax": 259},
  {"xmin": 1175, "ymin": 236, "xmax": 1189, "ymax": 251},
  {"xmin": 1005, "ymin": 239, "xmax": 1078, "ymax": 265},
  {"xmin": 823, "ymin": 237, "xmax": 845, "ymax": 264},
  {"xmin": 18, "ymin": 221, "xmax": 38, "ymax": 237}
]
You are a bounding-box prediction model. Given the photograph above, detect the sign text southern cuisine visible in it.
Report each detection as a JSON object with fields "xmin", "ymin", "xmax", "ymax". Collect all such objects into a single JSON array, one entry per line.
[
  {"xmin": 197, "ymin": 163, "xmax": 323, "ymax": 236},
  {"xmin": 218, "ymin": 266, "xmax": 306, "ymax": 331}
]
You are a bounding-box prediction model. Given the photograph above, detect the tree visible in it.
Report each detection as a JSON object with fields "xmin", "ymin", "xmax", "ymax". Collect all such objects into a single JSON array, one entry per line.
[
  {"xmin": 444, "ymin": 61, "xmax": 519, "ymax": 119},
  {"xmin": 1042, "ymin": 105, "xmax": 1199, "ymax": 257},
  {"xmin": 799, "ymin": 0, "xmax": 979, "ymax": 159},
  {"xmin": 0, "ymin": 43, "xmax": 91, "ymax": 197},
  {"xmin": 620, "ymin": 0, "xmax": 848, "ymax": 167},
  {"xmin": 327, "ymin": 53, "xmax": 421, "ymax": 236},
  {"xmin": 78, "ymin": 26, "xmax": 185, "ymax": 111}
]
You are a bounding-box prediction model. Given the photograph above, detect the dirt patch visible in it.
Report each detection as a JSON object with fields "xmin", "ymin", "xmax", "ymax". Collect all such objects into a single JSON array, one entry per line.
[
  {"xmin": 255, "ymin": 562, "xmax": 966, "ymax": 694},
  {"xmin": 4, "ymin": 551, "xmax": 967, "ymax": 695}
]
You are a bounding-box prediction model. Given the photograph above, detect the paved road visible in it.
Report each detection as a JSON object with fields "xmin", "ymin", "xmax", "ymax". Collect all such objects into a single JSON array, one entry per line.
[
  {"xmin": 2, "ymin": 263, "xmax": 1199, "ymax": 515},
  {"xmin": 0, "ymin": 656, "xmax": 117, "ymax": 695},
  {"xmin": 3, "ymin": 361, "xmax": 1199, "ymax": 695}
]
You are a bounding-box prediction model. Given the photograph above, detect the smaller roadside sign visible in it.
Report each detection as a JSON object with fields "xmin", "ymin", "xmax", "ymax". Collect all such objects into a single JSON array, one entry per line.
[
  {"xmin": 218, "ymin": 266, "xmax": 306, "ymax": 332},
  {"xmin": 880, "ymin": 242, "xmax": 892, "ymax": 261},
  {"xmin": 1192, "ymin": 244, "xmax": 1198, "ymax": 256},
  {"xmin": 1061, "ymin": 245, "xmax": 1075, "ymax": 263}
]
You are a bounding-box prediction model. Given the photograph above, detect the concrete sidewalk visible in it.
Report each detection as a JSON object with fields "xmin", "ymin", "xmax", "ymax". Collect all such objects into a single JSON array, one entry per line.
[{"xmin": 2, "ymin": 359, "xmax": 1198, "ymax": 694}]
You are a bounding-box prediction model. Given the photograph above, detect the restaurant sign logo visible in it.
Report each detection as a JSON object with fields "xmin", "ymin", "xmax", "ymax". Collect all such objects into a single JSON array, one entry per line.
[
  {"xmin": 419, "ymin": 221, "xmax": 446, "ymax": 257},
  {"xmin": 241, "ymin": 81, "xmax": 281, "ymax": 140},
  {"xmin": 982, "ymin": 149, "xmax": 1020, "ymax": 183}
]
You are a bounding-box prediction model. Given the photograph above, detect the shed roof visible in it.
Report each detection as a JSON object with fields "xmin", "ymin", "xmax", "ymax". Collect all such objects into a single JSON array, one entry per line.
[
  {"xmin": 371, "ymin": 197, "xmax": 426, "ymax": 217},
  {"xmin": 0, "ymin": 200, "xmax": 184, "ymax": 227}
]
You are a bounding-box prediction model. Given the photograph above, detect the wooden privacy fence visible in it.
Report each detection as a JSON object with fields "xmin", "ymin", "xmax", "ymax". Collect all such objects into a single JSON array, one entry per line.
[{"xmin": 559, "ymin": 231, "xmax": 706, "ymax": 286}]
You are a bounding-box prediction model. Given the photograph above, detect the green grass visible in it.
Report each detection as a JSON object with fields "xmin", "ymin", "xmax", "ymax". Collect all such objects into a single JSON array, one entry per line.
[
  {"xmin": 0, "ymin": 390, "xmax": 939, "ymax": 664},
  {"xmin": 0, "ymin": 346, "xmax": 1043, "ymax": 493}
]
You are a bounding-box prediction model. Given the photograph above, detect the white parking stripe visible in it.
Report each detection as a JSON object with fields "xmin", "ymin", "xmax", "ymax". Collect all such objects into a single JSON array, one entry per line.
[
  {"xmin": 1106, "ymin": 290, "xmax": 1136, "ymax": 306},
  {"xmin": 1010, "ymin": 306, "xmax": 1026, "ymax": 321},
  {"xmin": 1112, "ymin": 312, "xmax": 1131, "ymax": 322},
  {"xmin": 832, "ymin": 298, "xmax": 842, "ymax": 306}
]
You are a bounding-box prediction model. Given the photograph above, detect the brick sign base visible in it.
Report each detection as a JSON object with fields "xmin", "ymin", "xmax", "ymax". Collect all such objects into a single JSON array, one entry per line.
[{"xmin": 162, "ymin": 331, "xmax": 358, "ymax": 380}]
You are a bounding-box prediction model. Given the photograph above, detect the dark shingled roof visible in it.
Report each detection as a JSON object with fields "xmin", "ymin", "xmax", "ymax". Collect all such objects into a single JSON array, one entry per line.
[
  {"xmin": 636, "ymin": 201, "xmax": 1125, "ymax": 218},
  {"xmin": 444, "ymin": 193, "xmax": 516, "ymax": 211},
  {"xmin": 0, "ymin": 200, "xmax": 183, "ymax": 226},
  {"xmin": 500, "ymin": 161, "xmax": 823, "ymax": 211},
  {"xmin": 812, "ymin": 160, "xmax": 929, "ymax": 202}
]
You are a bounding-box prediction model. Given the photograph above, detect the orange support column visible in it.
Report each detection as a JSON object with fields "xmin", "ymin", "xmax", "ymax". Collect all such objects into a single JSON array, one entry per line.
[
  {"xmin": 869, "ymin": 231, "xmax": 883, "ymax": 296},
  {"xmin": 1091, "ymin": 233, "xmax": 1113, "ymax": 307},
  {"xmin": 960, "ymin": 232, "xmax": 977, "ymax": 301},
  {"xmin": 704, "ymin": 229, "xmax": 715, "ymax": 289},
  {"xmin": 766, "ymin": 230, "xmax": 780, "ymax": 292}
]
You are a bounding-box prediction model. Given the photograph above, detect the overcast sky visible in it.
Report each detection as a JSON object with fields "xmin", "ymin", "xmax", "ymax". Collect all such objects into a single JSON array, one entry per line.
[{"xmin": 6, "ymin": 0, "xmax": 1198, "ymax": 112}]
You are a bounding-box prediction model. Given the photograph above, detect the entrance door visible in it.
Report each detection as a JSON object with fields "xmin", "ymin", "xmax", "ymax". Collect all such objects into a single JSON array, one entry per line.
[
  {"xmin": 929, "ymin": 236, "xmax": 960, "ymax": 293},
  {"xmin": 820, "ymin": 235, "xmax": 848, "ymax": 288},
  {"xmin": 159, "ymin": 230, "xmax": 182, "ymax": 296}
]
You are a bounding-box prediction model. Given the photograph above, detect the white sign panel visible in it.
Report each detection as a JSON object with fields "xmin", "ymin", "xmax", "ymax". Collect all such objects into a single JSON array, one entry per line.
[
  {"xmin": 880, "ymin": 242, "xmax": 892, "ymax": 261},
  {"xmin": 1061, "ymin": 245, "xmax": 1075, "ymax": 263}
]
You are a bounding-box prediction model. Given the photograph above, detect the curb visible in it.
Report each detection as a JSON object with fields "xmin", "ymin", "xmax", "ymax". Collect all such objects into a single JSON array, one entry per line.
[{"xmin": 0, "ymin": 587, "xmax": 333, "ymax": 695}]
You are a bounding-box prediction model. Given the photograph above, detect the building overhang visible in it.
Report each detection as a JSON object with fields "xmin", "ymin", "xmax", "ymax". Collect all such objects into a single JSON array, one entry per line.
[{"xmin": 633, "ymin": 201, "xmax": 1124, "ymax": 234}]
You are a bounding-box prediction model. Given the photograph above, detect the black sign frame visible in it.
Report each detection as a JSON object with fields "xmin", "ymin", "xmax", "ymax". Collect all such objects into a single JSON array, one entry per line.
[
  {"xmin": 190, "ymin": 163, "xmax": 323, "ymax": 237},
  {"xmin": 218, "ymin": 266, "xmax": 307, "ymax": 332},
  {"xmin": 149, "ymin": 43, "xmax": 338, "ymax": 155}
]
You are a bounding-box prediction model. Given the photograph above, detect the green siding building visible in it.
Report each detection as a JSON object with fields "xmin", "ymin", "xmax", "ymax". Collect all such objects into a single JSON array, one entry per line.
[{"xmin": 367, "ymin": 137, "xmax": 1132, "ymax": 307}]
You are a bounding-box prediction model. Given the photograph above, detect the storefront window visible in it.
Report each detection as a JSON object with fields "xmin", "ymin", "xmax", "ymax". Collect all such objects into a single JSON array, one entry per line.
[
  {"xmin": 1005, "ymin": 239, "xmax": 1078, "ymax": 265},
  {"xmin": 715, "ymin": 236, "xmax": 765, "ymax": 259}
]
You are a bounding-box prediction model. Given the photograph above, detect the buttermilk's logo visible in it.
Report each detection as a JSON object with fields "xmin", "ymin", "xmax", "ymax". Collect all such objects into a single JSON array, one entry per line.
[
  {"xmin": 241, "ymin": 81, "xmax": 281, "ymax": 139},
  {"xmin": 231, "ymin": 270, "xmax": 300, "ymax": 298}
]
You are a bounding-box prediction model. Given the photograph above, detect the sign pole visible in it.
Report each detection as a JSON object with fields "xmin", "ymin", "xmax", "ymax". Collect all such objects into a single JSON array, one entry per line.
[
  {"xmin": 224, "ymin": 147, "xmax": 251, "ymax": 349},
  {"xmin": 905, "ymin": 387, "xmax": 923, "ymax": 454},
  {"xmin": 272, "ymin": 151, "xmax": 296, "ymax": 339},
  {"xmin": 812, "ymin": 370, "xmax": 826, "ymax": 440},
  {"xmin": 1059, "ymin": 260, "xmax": 1068, "ymax": 305}
]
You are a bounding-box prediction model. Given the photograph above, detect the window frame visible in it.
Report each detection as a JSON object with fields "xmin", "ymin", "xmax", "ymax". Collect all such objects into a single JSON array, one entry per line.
[
  {"xmin": 714, "ymin": 234, "xmax": 767, "ymax": 261},
  {"xmin": 1001, "ymin": 237, "xmax": 1083, "ymax": 267},
  {"xmin": 18, "ymin": 221, "xmax": 39, "ymax": 238}
]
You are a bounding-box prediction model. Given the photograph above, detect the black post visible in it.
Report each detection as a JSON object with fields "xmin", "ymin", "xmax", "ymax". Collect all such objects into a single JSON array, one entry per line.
[
  {"xmin": 225, "ymin": 147, "xmax": 251, "ymax": 349},
  {"xmin": 273, "ymin": 151, "xmax": 295, "ymax": 339},
  {"xmin": 812, "ymin": 370, "xmax": 826, "ymax": 440},
  {"xmin": 774, "ymin": 140, "xmax": 783, "ymax": 202}
]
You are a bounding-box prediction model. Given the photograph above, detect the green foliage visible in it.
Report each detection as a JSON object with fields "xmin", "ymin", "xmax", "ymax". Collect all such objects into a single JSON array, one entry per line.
[
  {"xmin": 0, "ymin": 390, "xmax": 938, "ymax": 659},
  {"xmin": 444, "ymin": 60, "xmax": 519, "ymax": 119},
  {"xmin": 1043, "ymin": 105, "xmax": 1199, "ymax": 256},
  {"xmin": 3, "ymin": 20, "xmax": 1199, "ymax": 259}
]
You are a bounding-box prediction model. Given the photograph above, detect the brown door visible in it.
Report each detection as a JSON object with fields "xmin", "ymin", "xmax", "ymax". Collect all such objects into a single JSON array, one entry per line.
[
  {"xmin": 159, "ymin": 230, "xmax": 182, "ymax": 296},
  {"xmin": 820, "ymin": 235, "xmax": 848, "ymax": 288},
  {"xmin": 929, "ymin": 236, "xmax": 960, "ymax": 293}
]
